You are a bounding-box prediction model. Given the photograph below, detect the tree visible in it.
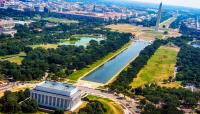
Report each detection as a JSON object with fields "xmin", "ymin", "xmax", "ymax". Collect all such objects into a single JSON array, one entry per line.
[
  {"xmin": 21, "ymin": 99, "xmax": 38, "ymax": 113},
  {"xmin": 1, "ymin": 91, "xmax": 21, "ymax": 113},
  {"xmin": 53, "ymin": 109, "xmax": 64, "ymax": 114},
  {"xmin": 24, "ymin": 47, "xmax": 33, "ymax": 53},
  {"xmin": 78, "ymin": 101, "xmax": 107, "ymax": 114},
  {"xmin": 164, "ymin": 31, "xmax": 168, "ymax": 35},
  {"xmin": 163, "ymin": 25, "xmax": 166, "ymax": 28},
  {"xmin": 141, "ymin": 104, "xmax": 161, "ymax": 114}
]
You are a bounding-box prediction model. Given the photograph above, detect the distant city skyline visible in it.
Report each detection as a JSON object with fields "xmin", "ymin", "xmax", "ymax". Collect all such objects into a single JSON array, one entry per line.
[{"xmin": 130, "ymin": 0, "xmax": 200, "ymax": 9}]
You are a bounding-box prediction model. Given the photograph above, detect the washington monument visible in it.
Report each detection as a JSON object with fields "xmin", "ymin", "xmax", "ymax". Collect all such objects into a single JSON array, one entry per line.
[
  {"xmin": 196, "ymin": 16, "xmax": 199, "ymax": 29},
  {"xmin": 155, "ymin": 2, "xmax": 162, "ymax": 31}
]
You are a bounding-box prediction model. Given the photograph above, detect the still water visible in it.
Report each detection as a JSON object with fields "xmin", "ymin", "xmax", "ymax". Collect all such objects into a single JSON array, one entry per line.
[
  {"xmin": 82, "ymin": 40, "xmax": 149, "ymax": 83},
  {"xmin": 192, "ymin": 44, "xmax": 200, "ymax": 48},
  {"xmin": 59, "ymin": 37, "xmax": 104, "ymax": 47}
]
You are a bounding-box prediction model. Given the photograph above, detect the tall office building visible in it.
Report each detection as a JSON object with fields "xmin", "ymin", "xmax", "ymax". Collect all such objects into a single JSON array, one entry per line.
[{"xmin": 155, "ymin": 2, "xmax": 162, "ymax": 31}]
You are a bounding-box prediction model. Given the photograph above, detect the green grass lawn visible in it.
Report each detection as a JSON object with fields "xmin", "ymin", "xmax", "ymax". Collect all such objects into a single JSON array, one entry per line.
[
  {"xmin": 33, "ymin": 111, "xmax": 48, "ymax": 114},
  {"xmin": 131, "ymin": 46, "xmax": 179, "ymax": 88},
  {"xmin": 160, "ymin": 16, "xmax": 177, "ymax": 28},
  {"xmin": 30, "ymin": 44, "xmax": 58, "ymax": 49},
  {"xmin": 40, "ymin": 17, "xmax": 79, "ymax": 24},
  {"xmin": 30, "ymin": 34, "xmax": 103, "ymax": 50},
  {"xmin": 67, "ymin": 41, "xmax": 131, "ymax": 82},
  {"xmin": 0, "ymin": 52, "xmax": 26, "ymax": 65},
  {"xmin": 141, "ymin": 29, "xmax": 163, "ymax": 39},
  {"xmin": 70, "ymin": 34, "xmax": 102, "ymax": 38},
  {"xmin": 60, "ymin": 39, "xmax": 77, "ymax": 44},
  {"xmin": 158, "ymin": 81, "xmax": 182, "ymax": 88},
  {"xmin": 86, "ymin": 95, "xmax": 123, "ymax": 114}
]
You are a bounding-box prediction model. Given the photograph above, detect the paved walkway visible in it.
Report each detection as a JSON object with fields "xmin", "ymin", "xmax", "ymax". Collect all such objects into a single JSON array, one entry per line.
[
  {"xmin": 75, "ymin": 80, "xmax": 103, "ymax": 89},
  {"xmin": 77, "ymin": 86, "xmax": 140, "ymax": 114}
]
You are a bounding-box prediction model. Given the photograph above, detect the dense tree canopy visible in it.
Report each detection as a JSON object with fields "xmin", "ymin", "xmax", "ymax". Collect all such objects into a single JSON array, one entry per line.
[
  {"xmin": 176, "ymin": 45, "xmax": 200, "ymax": 87},
  {"xmin": 0, "ymin": 7, "xmax": 133, "ymax": 81},
  {"xmin": 136, "ymin": 85, "xmax": 199, "ymax": 114},
  {"xmin": 0, "ymin": 89, "xmax": 38, "ymax": 113},
  {"xmin": 0, "ymin": 30, "xmax": 131, "ymax": 81},
  {"xmin": 78, "ymin": 100, "xmax": 107, "ymax": 114}
]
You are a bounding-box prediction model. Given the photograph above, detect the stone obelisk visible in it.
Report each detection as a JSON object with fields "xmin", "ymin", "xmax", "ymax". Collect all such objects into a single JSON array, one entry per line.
[
  {"xmin": 155, "ymin": 2, "xmax": 162, "ymax": 31},
  {"xmin": 196, "ymin": 16, "xmax": 199, "ymax": 29}
]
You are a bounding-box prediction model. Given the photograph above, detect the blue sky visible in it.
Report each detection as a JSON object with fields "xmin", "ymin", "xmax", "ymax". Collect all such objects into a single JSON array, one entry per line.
[{"xmin": 130, "ymin": 0, "xmax": 200, "ymax": 9}]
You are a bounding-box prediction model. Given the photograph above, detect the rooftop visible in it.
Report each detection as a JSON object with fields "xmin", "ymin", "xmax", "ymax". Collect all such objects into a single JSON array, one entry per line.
[
  {"xmin": 34, "ymin": 81, "xmax": 78, "ymax": 97},
  {"xmin": 41, "ymin": 81, "xmax": 75, "ymax": 91}
]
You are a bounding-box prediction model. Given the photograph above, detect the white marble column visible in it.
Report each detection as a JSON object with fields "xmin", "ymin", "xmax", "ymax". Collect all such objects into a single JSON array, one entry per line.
[
  {"xmin": 42, "ymin": 95, "xmax": 45, "ymax": 104},
  {"xmin": 46, "ymin": 95, "xmax": 49, "ymax": 105}
]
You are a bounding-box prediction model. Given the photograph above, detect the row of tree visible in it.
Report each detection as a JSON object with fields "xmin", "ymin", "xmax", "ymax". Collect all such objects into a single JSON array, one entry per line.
[
  {"xmin": 109, "ymin": 39, "xmax": 167, "ymax": 94},
  {"xmin": 0, "ymin": 20, "xmax": 93, "ymax": 56},
  {"xmin": 109, "ymin": 32, "xmax": 200, "ymax": 113},
  {"xmin": 0, "ymin": 30, "xmax": 131, "ymax": 81},
  {"xmin": 136, "ymin": 85, "xmax": 200, "ymax": 114},
  {"xmin": 0, "ymin": 7, "xmax": 108, "ymax": 56},
  {"xmin": 166, "ymin": 35, "xmax": 200, "ymax": 88},
  {"xmin": 78, "ymin": 100, "xmax": 107, "ymax": 114},
  {"xmin": 109, "ymin": 34, "xmax": 198, "ymax": 94},
  {"xmin": 78, "ymin": 97, "xmax": 107, "ymax": 114},
  {"xmin": 0, "ymin": 89, "xmax": 38, "ymax": 113},
  {"xmin": 176, "ymin": 45, "xmax": 200, "ymax": 87}
]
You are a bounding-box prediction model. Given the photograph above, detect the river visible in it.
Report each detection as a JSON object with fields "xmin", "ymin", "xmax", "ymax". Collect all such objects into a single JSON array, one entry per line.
[{"xmin": 82, "ymin": 40, "xmax": 150, "ymax": 83}]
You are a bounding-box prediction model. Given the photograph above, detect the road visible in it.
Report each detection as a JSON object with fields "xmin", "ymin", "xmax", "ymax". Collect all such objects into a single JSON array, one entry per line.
[
  {"xmin": 0, "ymin": 82, "xmax": 17, "ymax": 92},
  {"xmin": 77, "ymin": 86, "xmax": 140, "ymax": 114},
  {"xmin": 0, "ymin": 82, "xmax": 35, "ymax": 97},
  {"xmin": 0, "ymin": 81, "xmax": 140, "ymax": 114},
  {"xmin": 0, "ymin": 72, "xmax": 48, "ymax": 95}
]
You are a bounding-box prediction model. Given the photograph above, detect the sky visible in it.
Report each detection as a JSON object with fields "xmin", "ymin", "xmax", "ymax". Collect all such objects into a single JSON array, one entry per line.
[{"xmin": 130, "ymin": 0, "xmax": 200, "ymax": 9}]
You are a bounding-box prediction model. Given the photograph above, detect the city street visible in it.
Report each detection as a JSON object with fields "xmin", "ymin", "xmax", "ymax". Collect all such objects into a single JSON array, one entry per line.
[{"xmin": 77, "ymin": 86, "xmax": 140, "ymax": 114}]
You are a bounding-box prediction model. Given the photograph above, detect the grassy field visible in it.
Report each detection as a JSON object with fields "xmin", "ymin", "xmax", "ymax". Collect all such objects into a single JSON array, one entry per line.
[
  {"xmin": 86, "ymin": 95, "xmax": 123, "ymax": 114},
  {"xmin": 39, "ymin": 17, "xmax": 78, "ymax": 24},
  {"xmin": 0, "ymin": 52, "xmax": 26, "ymax": 65},
  {"xmin": 73, "ymin": 102, "xmax": 87, "ymax": 113},
  {"xmin": 140, "ymin": 29, "xmax": 163, "ymax": 39},
  {"xmin": 105, "ymin": 24, "xmax": 163, "ymax": 41},
  {"xmin": 131, "ymin": 46, "xmax": 179, "ymax": 88},
  {"xmin": 60, "ymin": 39, "xmax": 77, "ymax": 44},
  {"xmin": 34, "ymin": 111, "xmax": 48, "ymax": 114},
  {"xmin": 70, "ymin": 34, "xmax": 102, "ymax": 38},
  {"xmin": 31, "ymin": 44, "xmax": 58, "ymax": 49},
  {"xmin": 159, "ymin": 16, "xmax": 177, "ymax": 29},
  {"xmin": 105, "ymin": 24, "xmax": 181, "ymax": 41},
  {"xmin": 157, "ymin": 81, "xmax": 182, "ymax": 88},
  {"xmin": 67, "ymin": 41, "xmax": 131, "ymax": 82},
  {"xmin": 30, "ymin": 34, "xmax": 103, "ymax": 50}
]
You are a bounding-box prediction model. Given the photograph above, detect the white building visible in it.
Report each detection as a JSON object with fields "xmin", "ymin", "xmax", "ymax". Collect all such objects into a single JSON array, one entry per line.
[
  {"xmin": 0, "ymin": 19, "xmax": 15, "ymax": 29},
  {"xmin": 30, "ymin": 81, "xmax": 82, "ymax": 111},
  {"xmin": 0, "ymin": 28, "xmax": 17, "ymax": 37}
]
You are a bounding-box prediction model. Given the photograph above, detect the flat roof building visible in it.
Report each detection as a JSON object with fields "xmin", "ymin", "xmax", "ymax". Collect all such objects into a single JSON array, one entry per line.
[
  {"xmin": 0, "ymin": 28, "xmax": 17, "ymax": 36},
  {"xmin": 30, "ymin": 81, "xmax": 82, "ymax": 111},
  {"xmin": 0, "ymin": 19, "xmax": 15, "ymax": 29}
]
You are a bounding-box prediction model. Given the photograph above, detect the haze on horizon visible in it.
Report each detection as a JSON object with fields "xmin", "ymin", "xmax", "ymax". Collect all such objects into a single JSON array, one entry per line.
[{"xmin": 129, "ymin": 0, "xmax": 200, "ymax": 9}]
